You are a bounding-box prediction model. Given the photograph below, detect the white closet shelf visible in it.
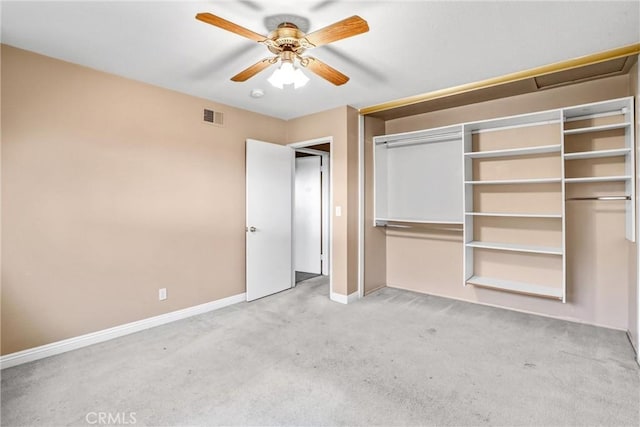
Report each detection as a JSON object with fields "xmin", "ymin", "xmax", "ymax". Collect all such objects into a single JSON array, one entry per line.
[
  {"xmin": 466, "ymin": 241, "xmax": 563, "ymax": 255},
  {"xmin": 563, "ymin": 122, "xmax": 630, "ymax": 135},
  {"xmin": 465, "ymin": 212, "xmax": 562, "ymax": 218},
  {"xmin": 385, "ymin": 134, "xmax": 461, "ymax": 147},
  {"xmin": 563, "ymin": 148, "xmax": 631, "ymax": 160},
  {"xmin": 464, "ymin": 144, "xmax": 561, "ymax": 159},
  {"xmin": 466, "ymin": 110, "xmax": 560, "ymax": 133},
  {"xmin": 564, "ymin": 175, "xmax": 631, "ymax": 183},
  {"xmin": 375, "ymin": 217, "xmax": 464, "ymax": 225},
  {"xmin": 464, "ymin": 178, "xmax": 561, "ymax": 185},
  {"xmin": 466, "ymin": 276, "xmax": 563, "ymax": 299}
]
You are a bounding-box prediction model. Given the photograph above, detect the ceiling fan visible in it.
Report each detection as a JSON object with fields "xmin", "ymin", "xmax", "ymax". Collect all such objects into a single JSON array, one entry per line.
[{"xmin": 195, "ymin": 12, "xmax": 369, "ymax": 87}]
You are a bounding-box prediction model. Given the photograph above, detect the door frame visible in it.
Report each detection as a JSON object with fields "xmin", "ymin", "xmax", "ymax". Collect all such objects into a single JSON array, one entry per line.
[
  {"xmin": 288, "ymin": 137, "xmax": 333, "ymax": 297},
  {"xmin": 294, "ymin": 148, "xmax": 330, "ymax": 276}
]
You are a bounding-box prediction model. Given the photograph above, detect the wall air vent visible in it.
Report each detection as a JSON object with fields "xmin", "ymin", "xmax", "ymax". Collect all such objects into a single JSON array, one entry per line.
[{"xmin": 203, "ymin": 108, "xmax": 224, "ymax": 126}]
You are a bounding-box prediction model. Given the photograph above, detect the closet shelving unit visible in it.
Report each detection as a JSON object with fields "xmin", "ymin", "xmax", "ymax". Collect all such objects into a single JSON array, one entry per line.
[
  {"xmin": 462, "ymin": 109, "xmax": 566, "ymax": 301},
  {"xmin": 373, "ymin": 96, "xmax": 635, "ymax": 303},
  {"xmin": 373, "ymin": 124, "xmax": 464, "ymax": 226},
  {"xmin": 562, "ymin": 97, "xmax": 635, "ymax": 241}
]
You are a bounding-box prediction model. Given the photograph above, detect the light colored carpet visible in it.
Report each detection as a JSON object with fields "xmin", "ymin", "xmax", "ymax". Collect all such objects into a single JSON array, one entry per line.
[{"xmin": 1, "ymin": 276, "xmax": 639, "ymax": 426}]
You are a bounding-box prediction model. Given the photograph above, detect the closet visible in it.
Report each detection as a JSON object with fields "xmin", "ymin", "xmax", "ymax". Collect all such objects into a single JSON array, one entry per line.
[
  {"xmin": 373, "ymin": 97, "xmax": 634, "ymax": 303},
  {"xmin": 364, "ymin": 73, "xmax": 638, "ymax": 339}
]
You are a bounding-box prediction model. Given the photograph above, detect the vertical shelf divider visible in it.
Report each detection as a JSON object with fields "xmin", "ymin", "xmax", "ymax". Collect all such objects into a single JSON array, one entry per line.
[
  {"xmin": 626, "ymin": 102, "xmax": 636, "ymax": 241},
  {"xmin": 462, "ymin": 124, "xmax": 474, "ymax": 284},
  {"xmin": 560, "ymin": 111, "xmax": 567, "ymax": 303}
]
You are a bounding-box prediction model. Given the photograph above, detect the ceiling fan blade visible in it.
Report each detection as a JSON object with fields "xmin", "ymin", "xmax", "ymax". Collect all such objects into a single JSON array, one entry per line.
[
  {"xmin": 302, "ymin": 57, "xmax": 349, "ymax": 86},
  {"xmin": 231, "ymin": 58, "xmax": 276, "ymax": 82},
  {"xmin": 303, "ymin": 16, "xmax": 369, "ymax": 47},
  {"xmin": 237, "ymin": 1, "xmax": 263, "ymax": 11},
  {"xmin": 196, "ymin": 12, "xmax": 266, "ymax": 42}
]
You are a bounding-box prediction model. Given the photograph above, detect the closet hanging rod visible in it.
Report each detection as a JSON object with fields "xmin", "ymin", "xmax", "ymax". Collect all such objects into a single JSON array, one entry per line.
[
  {"xmin": 380, "ymin": 133, "xmax": 462, "ymax": 147},
  {"xmin": 381, "ymin": 224, "xmax": 463, "ymax": 232},
  {"xmin": 566, "ymin": 196, "xmax": 631, "ymax": 201}
]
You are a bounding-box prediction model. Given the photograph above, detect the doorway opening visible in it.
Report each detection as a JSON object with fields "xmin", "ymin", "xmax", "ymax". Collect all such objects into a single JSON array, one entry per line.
[{"xmin": 289, "ymin": 138, "xmax": 332, "ymax": 295}]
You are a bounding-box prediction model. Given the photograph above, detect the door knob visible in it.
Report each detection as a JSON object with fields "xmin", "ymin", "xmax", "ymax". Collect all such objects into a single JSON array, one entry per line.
[{"xmin": 248, "ymin": 226, "xmax": 257, "ymax": 232}]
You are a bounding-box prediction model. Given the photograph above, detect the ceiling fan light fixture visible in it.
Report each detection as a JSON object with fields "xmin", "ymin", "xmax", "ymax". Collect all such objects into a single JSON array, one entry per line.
[
  {"xmin": 293, "ymin": 67, "xmax": 310, "ymax": 89},
  {"xmin": 268, "ymin": 60, "xmax": 309, "ymax": 89}
]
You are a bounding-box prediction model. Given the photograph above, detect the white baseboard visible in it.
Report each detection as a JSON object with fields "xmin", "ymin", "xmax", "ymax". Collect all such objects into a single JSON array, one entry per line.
[
  {"xmin": 330, "ymin": 290, "xmax": 359, "ymax": 304},
  {"xmin": 626, "ymin": 330, "xmax": 640, "ymax": 366},
  {"xmin": 387, "ymin": 283, "xmax": 628, "ymax": 331},
  {"xmin": 0, "ymin": 293, "xmax": 246, "ymax": 370}
]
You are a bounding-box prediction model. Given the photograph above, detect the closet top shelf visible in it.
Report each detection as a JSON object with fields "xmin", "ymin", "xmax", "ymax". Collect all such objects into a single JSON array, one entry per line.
[
  {"xmin": 464, "ymin": 110, "xmax": 560, "ymax": 133},
  {"xmin": 563, "ymin": 122, "xmax": 630, "ymax": 135},
  {"xmin": 464, "ymin": 144, "xmax": 560, "ymax": 159},
  {"xmin": 374, "ymin": 124, "xmax": 462, "ymax": 146},
  {"xmin": 465, "ymin": 178, "xmax": 562, "ymax": 185},
  {"xmin": 562, "ymin": 96, "xmax": 633, "ymax": 120}
]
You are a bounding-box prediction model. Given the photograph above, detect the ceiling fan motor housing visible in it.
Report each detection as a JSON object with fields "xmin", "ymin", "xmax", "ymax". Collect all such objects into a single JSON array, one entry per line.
[{"xmin": 266, "ymin": 23, "xmax": 308, "ymax": 55}]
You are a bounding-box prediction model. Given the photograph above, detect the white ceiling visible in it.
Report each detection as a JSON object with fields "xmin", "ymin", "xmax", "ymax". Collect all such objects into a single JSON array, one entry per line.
[{"xmin": 2, "ymin": 1, "xmax": 639, "ymax": 120}]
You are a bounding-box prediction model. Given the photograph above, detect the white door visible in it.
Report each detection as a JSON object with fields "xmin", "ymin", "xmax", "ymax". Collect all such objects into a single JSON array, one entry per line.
[
  {"xmin": 295, "ymin": 156, "xmax": 322, "ymax": 274},
  {"xmin": 246, "ymin": 139, "xmax": 293, "ymax": 301}
]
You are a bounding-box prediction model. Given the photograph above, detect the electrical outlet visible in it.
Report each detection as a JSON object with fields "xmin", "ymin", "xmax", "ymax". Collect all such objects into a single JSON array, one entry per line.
[{"xmin": 159, "ymin": 288, "xmax": 167, "ymax": 301}]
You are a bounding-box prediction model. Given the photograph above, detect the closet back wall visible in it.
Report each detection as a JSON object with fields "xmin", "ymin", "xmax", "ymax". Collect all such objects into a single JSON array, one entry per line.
[
  {"xmin": 1, "ymin": 45, "xmax": 287, "ymax": 354},
  {"xmin": 381, "ymin": 74, "xmax": 635, "ymax": 329}
]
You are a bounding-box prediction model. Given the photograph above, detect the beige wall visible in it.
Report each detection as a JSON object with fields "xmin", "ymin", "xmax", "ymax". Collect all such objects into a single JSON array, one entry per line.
[
  {"xmin": 379, "ymin": 74, "xmax": 636, "ymax": 329},
  {"xmin": 285, "ymin": 105, "xmax": 359, "ymax": 295},
  {"xmin": 363, "ymin": 116, "xmax": 386, "ymax": 295},
  {"xmin": 1, "ymin": 45, "xmax": 287, "ymax": 355}
]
